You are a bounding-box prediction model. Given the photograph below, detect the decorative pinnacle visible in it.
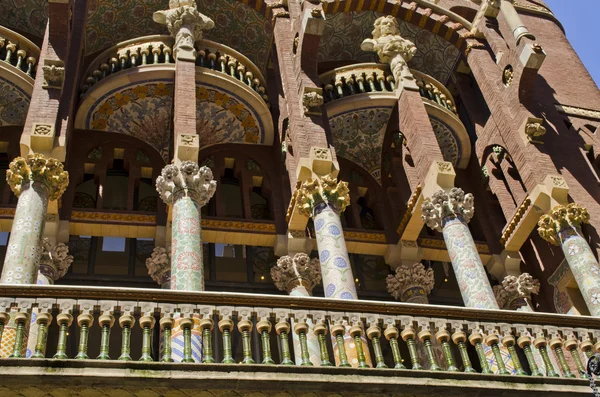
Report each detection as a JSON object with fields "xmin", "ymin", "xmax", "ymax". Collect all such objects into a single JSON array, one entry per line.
[
  {"xmin": 38, "ymin": 238, "xmax": 73, "ymax": 282},
  {"xmin": 271, "ymin": 253, "xmax": 321, "ymax": 294},
  {"xmin": 421, "ymin": 187, "xmax": 475, "ymax": 232},
  {"xmin": 155, "ymin": 161, "xmax": 216, "ymax": 205},
  {"xmin": 145, "ymin": 246, "xmax": 171, "ymax": 287},
  {"xmin": 493, "ymin": 273, "xmax": 540, "ymax": 310},
  {"xmin": 6, "ymin": 154, "xmax": 69, "ymax": 201},
  {"xmin": 386, "ymin": 263, "xmax": 434, "ymax": 304},
  {"xmin": 537, "ymin": 203, "xmax": 590, "ymax": 246},
  {"xmin": 295, "ymin": 174, "xmax": 350, "ymax": 217}
]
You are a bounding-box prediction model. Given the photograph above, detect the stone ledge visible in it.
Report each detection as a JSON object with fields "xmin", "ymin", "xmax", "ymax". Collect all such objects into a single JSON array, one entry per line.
[{"xmin": 0, "ymin": 360, "xmax": 590, "ymax": 396}]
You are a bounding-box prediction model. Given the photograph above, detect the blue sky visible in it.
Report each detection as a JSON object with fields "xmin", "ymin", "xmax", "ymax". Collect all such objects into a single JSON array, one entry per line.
[{"xmin": 545, "ymin": 0, "xmax": 600, "ymax": 87}]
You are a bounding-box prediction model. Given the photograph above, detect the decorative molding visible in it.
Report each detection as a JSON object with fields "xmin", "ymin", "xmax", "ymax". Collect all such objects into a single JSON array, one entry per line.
[
  {"xmin": 555, "ymin": 104, "xmax": 600, "ymax": 121},
  {"xmin": 500, "ymin": 197, "xmax": 531, "ymax": 245},
  {"xmin": 32, "ymin": 123, "xmax": 53, "ymax": 136},
  {"xmin": 418, "ymin": 237, "xmax": 491, "ymax": 255},
  {"xmin": 70, "ymin": 211, "xmax": 156, "ymax": 225},
  {"xmin": 0, "ymin": 207, "xmax": 16, "ymax": 218},
  {"xmin": 201, "ymin": 218, "xmax": 277, "ymax": 234},
  {"xmin": 344, "ymin": 230, "xmax": 386, "ymax": 243},
  {"xmin": 421, "ymin": 188, "xmax": 475, "ymax": 232},
  {"xmin": 396, "ymin": 184, "xmax": 422, "ymax": 236}
]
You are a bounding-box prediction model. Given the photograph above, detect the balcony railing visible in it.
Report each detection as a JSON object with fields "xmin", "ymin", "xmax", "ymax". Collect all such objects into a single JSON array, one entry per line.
[
  {"xmin": 81, "ymin": 35, "xmax": 268, "ymax": 102},
  {"xmin": 319, "ymin": 63, "xmax": 457, "ymax": 115},
  {"xmin": 0, "ymin": 26, "xmax": 40, "ymax": 78},
  {"xmin": 0, "ymin": 284, "xmax": 596, "ymax": 391}
]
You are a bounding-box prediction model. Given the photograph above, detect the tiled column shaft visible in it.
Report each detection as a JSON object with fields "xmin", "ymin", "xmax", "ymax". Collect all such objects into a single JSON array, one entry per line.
[
  {"xmin": 422, "ymin": 188, "xmax": 498, "ymax": 310},
  {"xmin": 314, "ymin": 204, "xmax": 357, "ymax": 300},
  {"xmin": 538, "ymin": 204, "xmax": 600, "ymax": 317},
  {"xmin": 0, "ymin": 155, "xmax": 68, "ymax": 284}
]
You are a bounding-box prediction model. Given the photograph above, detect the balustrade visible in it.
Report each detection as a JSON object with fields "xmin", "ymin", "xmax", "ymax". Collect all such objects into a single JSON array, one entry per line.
[
  {"xmin": 81, "ymin": 35, "xmax": 268, "ymax": 102},
  {"xmin": 319, "ymin": 63, "xmax": 457, "ymax": 115},
  {"xmin": 0, "ymin": 26, "xmax": 39, "ymax": 78},
  {"xmin": 0, "ymin": 286, "xmax": 596, "ymax": 384}
]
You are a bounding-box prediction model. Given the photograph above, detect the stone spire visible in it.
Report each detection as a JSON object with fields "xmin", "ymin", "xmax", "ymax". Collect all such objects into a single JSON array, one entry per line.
[
  {"xmin": 386, "ymin": 263, "xmax": 435, "ymax": 304},
  {"xmin": 271, "ymin": 253, "xmax": 321, "ymax": 295},
  {"xmin": 145, "ymin": 247, "xmax": 171, "ymax": 289},
  {"xmin": 153, "ymin": 0, "xmax": 215, "ymax": 61},
  {"xmin": 155, "ymin": 161, "xmax": 217, "ymax": 206},
  {"xmin": 6, "ymin": 153, "xmax": 69, "ymax": 201},
  {"xmin": 295, "ymin": 174, "xmax": 350, "ymax": 217},
  {"xmin": 421, "ymin": 188, "xmax": 475, "ymax": 232},
  {"xmin": 537, "ymin": 203, "xmax": 590, "ymax": 246},
  {"xmin": 493, "ymin": 273, "xmax": 540, "ymax": 310},
  {"xmin": 360, "ymin": 15, "xmax": 417, "ymax": 88},
  {"xmin": 38, "ymin": 238, "xmax": 73, "ymax": 284}
]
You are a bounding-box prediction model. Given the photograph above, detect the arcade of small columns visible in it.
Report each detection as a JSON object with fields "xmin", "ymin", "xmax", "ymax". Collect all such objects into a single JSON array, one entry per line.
[{"xmin": 0, "ymin": 0, "xmax": 600, "ymax": 364}]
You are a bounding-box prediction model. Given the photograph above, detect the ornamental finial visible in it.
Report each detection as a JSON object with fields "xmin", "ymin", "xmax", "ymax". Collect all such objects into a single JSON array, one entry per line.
[
  {"xmin": 295, "ymin": 174, "xmax": 350, "ymax": 217},
  {"xmin": 386, "ymin": 262, "xmax": 434, "ymax": 304},
  {"xmin": 271, "ymin": 253, "xmax": 321, "ymax": 294},
  {"xmin": 421, "ymin": 187, "xmax": 475, "ymax": 232},
  {"xmin": 155, "ymin": 161, "xmax": 217, "ymax": 205},
  {"xmin": 6, "ymin": 154, "xmax": 69, "ymax": 201},
  {"xmin": 538, "ymin": 203, "xmax": 590, "ymax": 246}
]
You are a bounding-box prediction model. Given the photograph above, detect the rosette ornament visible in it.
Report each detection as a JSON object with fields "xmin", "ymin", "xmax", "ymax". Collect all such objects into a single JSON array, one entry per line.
[{"xmin": 271, "ymin": 253, "xmax": 322, "ymax": 296}]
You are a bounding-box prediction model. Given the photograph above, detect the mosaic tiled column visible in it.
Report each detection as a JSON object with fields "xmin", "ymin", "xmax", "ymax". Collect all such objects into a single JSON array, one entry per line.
[
  {"xmin": 271, "ymin": 253, "xmax": 322, "ymax": 365},
  {"xmin": 156, "ymin": 161, "xmax": 216, "ymax": 291},
  {"xmin": 145, "ymin": 246, "xmax": 171, "ymax": 289},
  {"xmin": 421, "ymin": 188, "xmax": 499, "ymax": 309},
  {"xmin": 295, "ymin": 175, "xmax": 356, "ymax": 300},
  {"xmin": 386, "ymin": 263, "xmax": 434, "ymax": 304},
  {"xmin": 493, "ymin": 273, "xmax": 540, "ymax": 311},
  {"xmin": 538, "ymin": 203, "xmax": 600, "ymax": 317},
  {"xmin": 0, "ymin": 154, "xmax": 68, "ymax": 284}
]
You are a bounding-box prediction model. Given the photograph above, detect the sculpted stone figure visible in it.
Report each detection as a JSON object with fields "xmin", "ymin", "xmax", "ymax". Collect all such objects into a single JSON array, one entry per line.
[
  {"xmin": 153, "ymin": 0, "xmax": 215, "ymax": 60},
  {"xmin": 361, "ymin": 16, "xmax": 417, "ymax": 87}
]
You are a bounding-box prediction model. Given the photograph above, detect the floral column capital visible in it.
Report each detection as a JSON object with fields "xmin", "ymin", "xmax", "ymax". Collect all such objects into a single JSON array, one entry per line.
[
  {"xmin": 421, "ymin": 187, "xmax": 475, "ymax": 232},
  {"xmin": 295, "ymin": 174, "xmax": 350, "ymax": 217},
  {"xmin": 538, "ymin": 203, "xmax": 590, "ymax": 245},
  {"xmin": 7, "ymin": 154, "xmax": 69, "ymax": 200},
  {"xmin": 156, "ymin": 161, "xmax": 217, "ymax": 206},
  {"xmin": 360, "ymin": 15, "xmax": 417, "ymax": 88},
  {"xmin": 38, "ymin": 238, "xmax": 73, "ymax": 283},
  {"xmin": 271, "ymin": 253, "xmax": 322, "ymax": 294},
  {"xmin": 386, "ymin": 262, "xmax": 434, "ymax": 304},
  {"xmin": 153, "ymin": 0, "xmax": 215, "ymax": 60},
  {"xmin": 145, "ymin": 247, "xmax": 171, "ymax": 288},
  {"xmin": 493, "ymin": 273, "xmax": 540, "ymax": 310}
]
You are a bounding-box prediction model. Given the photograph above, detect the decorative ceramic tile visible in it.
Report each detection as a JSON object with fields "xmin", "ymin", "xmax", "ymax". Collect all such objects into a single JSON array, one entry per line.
[
  {"xmin": 0, "ymin": 0, "xmax": 47, "ymax": 38},
  {"xmin": 171, "ymin": 313, "xmax": 203, "ymax": 363},
  {"xmin": 329, "ymin": 107, "xmax": 393, "ymax": 185},
  {"xmin": 319, "ymin": 12, "xmax": 460, "ymax": 84},
  {"xmin": 86, "ymin": 0, "xmax": 272, "ymax": 72},
  {"xmin": 331, "ymin": 326, "xmax": 373, "ymax": 368},
  {"xmin": 0, "ymin": 76, "xmax": 31, "ymax": 128}
]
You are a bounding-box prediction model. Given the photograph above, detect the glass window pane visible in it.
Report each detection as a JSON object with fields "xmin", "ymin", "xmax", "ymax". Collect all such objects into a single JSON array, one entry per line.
[
  {"xmin": 215, "ymin": 244, "xmax": 247, "ymax": 282},
  {"xmin": 95, "ymin": 237, "xmax": 130, "ymax": 275},
  {"xmin": 249, "ymin": 246, "xmax": 276, "ymax": 283},
  {"xmin": 102, "ymin": 237, "xmax": 126, "ymax": 252}
]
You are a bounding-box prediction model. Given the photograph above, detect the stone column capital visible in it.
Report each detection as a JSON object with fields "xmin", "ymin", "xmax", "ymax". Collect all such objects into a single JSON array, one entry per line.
[
  {"xmin": 386, "ymin": 262, "xmax": 434, "ymax": 304},
  {"xmin": 271, "ymin": 253, "xmax": 321, "ymax": 294},
  {"xmin": 538, "ymin": 203, "xmax": 590, "ymax": 245},
  {"xmin": 156, "ymin": 161, "xmax": 216, "ymax": 206},
  {"xmin": 295, "ymin": 174, "xmax": 350, "ymax": 217},
  {"xmin": 145, "ymin": 246, "xmax": 171, "ymax": 287},
  {"xmin": 38, "ymin": 238, "xmax": 73, "ymax": 283},
  {"xmin": 153, "ymin": 0, "xmax": 215, "ymax": 60},
  {"xmin": 421, "ymin": 187, "xmax": 475, "ymax": 232},
  {"xmin": 493, "ymin": 273, "xmax": 540, "ymax": 310},
  {"xmin": 360, "ymin": 15, "xmax": 417, "ymax": 88},
  {"xmin": 7, "ymin": 154, "xmax": 69, "ymax": 201}
]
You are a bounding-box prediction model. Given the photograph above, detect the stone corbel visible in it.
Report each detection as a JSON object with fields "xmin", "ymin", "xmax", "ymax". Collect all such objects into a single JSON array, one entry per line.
[
  {"xmin": 302, "ymin": 87, "xmax": 324, "ymax": 117},
  {"xmin": 519, "ymin": 116, "xmax": 546, "ymax": 144},
  {"xmin": 519, "ymin": 42, "xmax": 546, "ymax": 70},
  {"xmin": 41, "ymin": 59, "xmax": 65, "ymax": 90},
  {"xmin": 501, "ymin": 175, "xmax": 568, "ymax": 253}
]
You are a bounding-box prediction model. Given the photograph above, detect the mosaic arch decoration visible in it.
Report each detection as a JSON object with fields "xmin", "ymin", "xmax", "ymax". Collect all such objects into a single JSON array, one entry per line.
[
  {"xmin": 428, "ymin": 115, "xmax": 461, "ymax": 167},
  {"xmin": 86, "ymin": 79, "xmax": 174, "ymax": 161},
  {"xmin": 0, "ymin": 0, "xmax": 48, "ymax": 38},
  {"xmin": 195, "ymin": 83, "xmax": 264, "ymax": 147},
  {"xmin": 0, "ymin": 76, "xmax": 31, "ymax": 127},
  {"xmin": 329, "ymin": 107, "xmax": 393, "ymax": 185},
  {"xmin": 319, "ymin": 11, "xmax": 460, "ymax": 84},
  {"xmin": 86, "ymin": 0, "xmax": 272, "ymax": 72}
]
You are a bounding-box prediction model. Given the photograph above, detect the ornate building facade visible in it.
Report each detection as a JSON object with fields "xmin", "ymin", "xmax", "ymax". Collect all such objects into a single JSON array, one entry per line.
[{"xmin": 0, "ymin": 0, "xmax": 598, "ymax": 395}]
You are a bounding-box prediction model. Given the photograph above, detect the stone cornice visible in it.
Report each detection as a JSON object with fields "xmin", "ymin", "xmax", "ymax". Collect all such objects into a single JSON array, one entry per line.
[
  {"xmin": 71, "ymin": 211, "xmax": 157, "ymax": 225},
  {"xmin": 555, "ymin": 104, "xmax": 600, "ymax": 121}
]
